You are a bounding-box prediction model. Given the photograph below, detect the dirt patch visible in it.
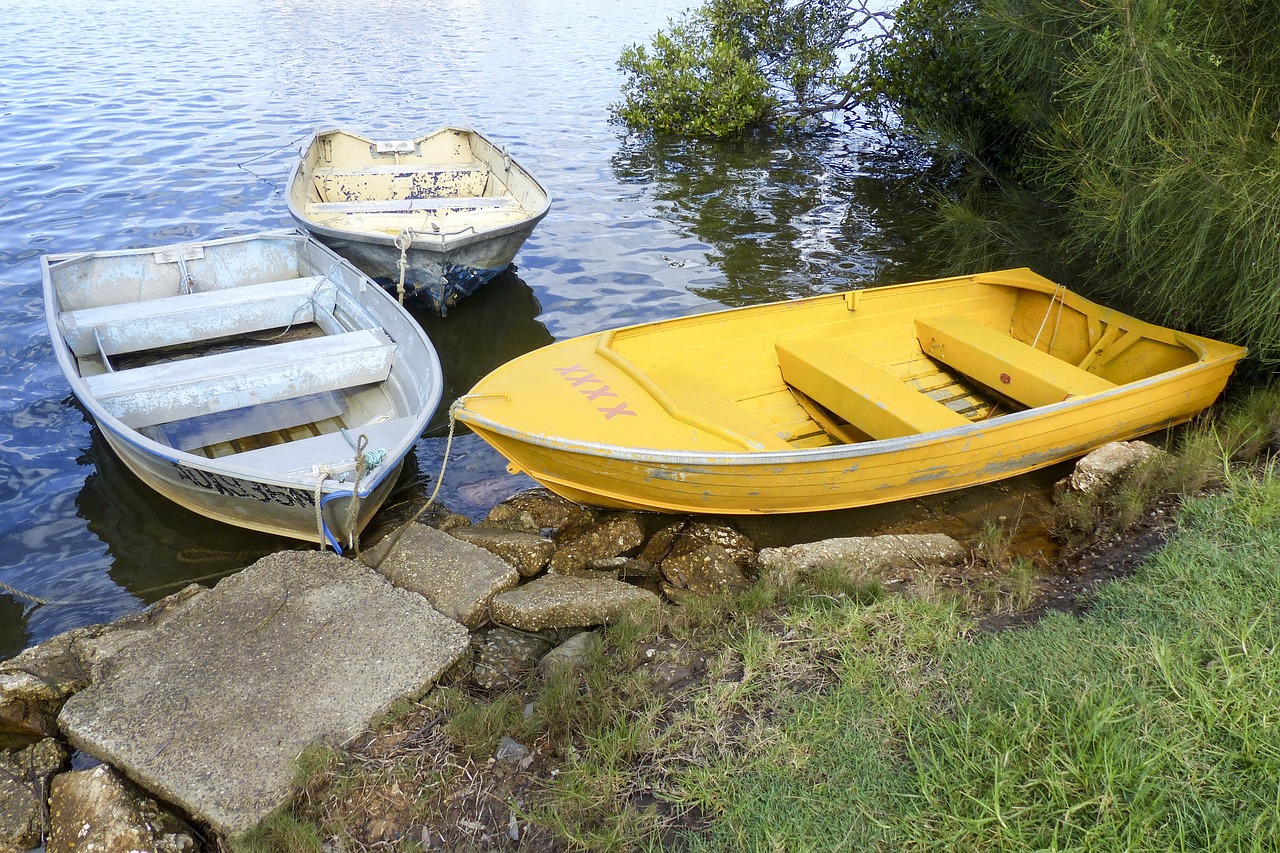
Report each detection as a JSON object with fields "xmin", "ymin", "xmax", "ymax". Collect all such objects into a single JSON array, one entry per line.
[{"xmin": 980, "ymin": 503, "xmax": 1176, "ymax": 631}]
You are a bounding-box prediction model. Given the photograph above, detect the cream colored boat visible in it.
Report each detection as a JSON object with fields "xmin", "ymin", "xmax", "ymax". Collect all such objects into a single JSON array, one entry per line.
[
  {"xmin": 43, "ymin": 231, "xmax": 443, "ymax": 552},
  {"xmin": 455, "ymin": 269, "xmax": 1246, "ymax": 514},
  {"xmin": 286, "ymin": 126, "xmax": 550, "ymax": 314}
]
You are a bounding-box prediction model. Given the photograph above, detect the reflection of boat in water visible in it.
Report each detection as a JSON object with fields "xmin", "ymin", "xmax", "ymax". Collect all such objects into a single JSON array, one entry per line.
[
  {"xmin": 287, "ymin": 127, "xmax": 550, "ymax": 314},
  {"xmin": 407, "ymin": 268, "xmax": 554, "ymax": 433},
  {"xmin": 457, "ymin": 268, "xmax": 1247, "ymax": 514},
  {"xmin": 76, "ymin": 425, "xmax": 282, "ymax": 602},
  {"xmin": 43, "ymin": 231, "xmax": 443, "ymax": 552}
]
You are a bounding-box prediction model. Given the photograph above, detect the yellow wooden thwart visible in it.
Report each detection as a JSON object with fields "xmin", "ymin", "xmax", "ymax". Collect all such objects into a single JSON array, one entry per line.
[
  {"xmin": 776, "ymin": 338, "xmax": 969, "ymax": 440},
  {"xmin": 915, "ymin": 313, "xmax": 1117, "ymax": 407}
]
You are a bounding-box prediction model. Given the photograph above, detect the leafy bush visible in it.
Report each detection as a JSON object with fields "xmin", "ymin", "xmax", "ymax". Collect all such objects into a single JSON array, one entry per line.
[{"xmin": 614, "ymin": 0, "xmax": 890, "ymax": 137}]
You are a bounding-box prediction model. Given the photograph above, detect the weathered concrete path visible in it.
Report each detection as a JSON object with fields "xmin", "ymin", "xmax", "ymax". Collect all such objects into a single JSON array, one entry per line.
[{"xmin": 57, "ymin": 551, "xmax": 468, "ymax": 836}]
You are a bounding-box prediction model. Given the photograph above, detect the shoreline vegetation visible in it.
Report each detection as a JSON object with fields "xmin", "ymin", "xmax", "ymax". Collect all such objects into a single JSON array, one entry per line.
[
  {"xmin": 228, "ymin": 2, "xmax": 1280, "ymax": 847},
  {"xmin": 237, "ymin": 386, "xmax": 1280, "ymax": 852}
]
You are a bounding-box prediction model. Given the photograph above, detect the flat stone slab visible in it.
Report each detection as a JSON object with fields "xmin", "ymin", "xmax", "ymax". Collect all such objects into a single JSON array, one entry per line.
[
  {"xmin": 491, "ymin": 574, "xmax": 661, "ymax": 631},
  {"xmin": 449, "ymin": 527, "xmax": 555, "ymax": 578},
  {"xmin": 57, "ymin": 551, "xmax": 468, "ymax": 837},
  {"xmin": 758, "ymin": 533, "xmax": 965, "ymax": 586},
  {"xmin": 375, "ymin": 524, "xmax": 520, "ymax": 627}
]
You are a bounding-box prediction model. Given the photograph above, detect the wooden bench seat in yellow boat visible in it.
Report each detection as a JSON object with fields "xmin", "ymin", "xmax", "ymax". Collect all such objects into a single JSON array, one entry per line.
[
  {"xmin": 915, "ymin": 314, "xmax": 1116, "ymax": 407},
  {"xmin": 776, "ymin": 338, "xmax": 970, "ymax": 441}
]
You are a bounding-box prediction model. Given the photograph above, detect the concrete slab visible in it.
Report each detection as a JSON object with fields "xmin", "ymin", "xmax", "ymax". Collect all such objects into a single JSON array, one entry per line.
[
  {"xmin": 375, "ymin": 524, "xmax": 519, "ymax": 627},
  {"xmin": 57, "ymin": 551, "xmax": 468, "ymax": 837}
]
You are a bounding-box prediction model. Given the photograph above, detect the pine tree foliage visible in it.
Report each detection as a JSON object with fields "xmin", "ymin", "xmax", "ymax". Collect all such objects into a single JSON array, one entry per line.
[{"xmin": 878, "ymin": 0, "xmax": 1280, "ymax": 363}]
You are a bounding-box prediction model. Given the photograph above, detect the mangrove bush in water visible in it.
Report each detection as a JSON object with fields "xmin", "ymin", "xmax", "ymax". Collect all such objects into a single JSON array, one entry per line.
[{"xmin": 618, "ymin": 0, "xmax": 1280, "ymax": 364}]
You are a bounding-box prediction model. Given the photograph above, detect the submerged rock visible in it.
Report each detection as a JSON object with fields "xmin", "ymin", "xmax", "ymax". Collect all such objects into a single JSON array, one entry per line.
[{"xmin": 758, "ymin": 533, "xmax": 965, "ymax": 587}]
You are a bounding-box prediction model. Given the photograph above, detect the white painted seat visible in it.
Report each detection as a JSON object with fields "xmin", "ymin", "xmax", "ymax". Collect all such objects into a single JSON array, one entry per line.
[
  {"xmin": 84, "ymin": 329, "xmax": 396, "ymax": 429},
  {"xmin": 59, "ymin": 276, "xmax": 335, "ymax": 357}
]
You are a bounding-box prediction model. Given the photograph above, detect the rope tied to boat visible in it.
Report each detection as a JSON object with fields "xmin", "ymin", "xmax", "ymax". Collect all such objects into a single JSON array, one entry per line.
[
  {"xmin": 394, "ymin": 228, "xmax": 414, "ymax": 305},
  {"xmin": 1032, "ymin": 282, "xmax": 1069, "ymax": 352},
  {"xmin": 0, "ymin": 580, "xmax": 47, "ymax": 607},
  {"xmin": 313, "ymin": 464, "xmax": 337, "ymax": 551},
  {"xmin": 345, "ymin": 432, "xmax": 371, "ymax": 555},
  {"xmin": 340, "ymin": 427, "xmax": 386, "ymax": 469}
]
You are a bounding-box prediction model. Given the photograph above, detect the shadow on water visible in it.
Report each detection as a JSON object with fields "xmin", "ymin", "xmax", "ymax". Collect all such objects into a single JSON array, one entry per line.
[
  {"xmin": 406, "ymin": 267, "xmax": 555, "ymax": 434},
  {"xmin": 76, "ymin": 429, "xmax": 285, "ymax": 603}
]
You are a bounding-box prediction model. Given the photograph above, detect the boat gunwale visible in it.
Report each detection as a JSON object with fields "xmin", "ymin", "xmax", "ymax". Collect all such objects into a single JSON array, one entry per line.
[
  {"xmin": 41, "ymin": 230, "xmax": 442, "ymax": 501},
  {"xmin": 456, "ymin": 354, "xmax": 1238, "ymax": 469}
]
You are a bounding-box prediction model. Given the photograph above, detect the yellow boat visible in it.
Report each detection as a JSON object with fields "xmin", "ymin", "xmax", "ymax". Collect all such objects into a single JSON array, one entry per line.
[{"xmin": 455, "ymin": 269, "xmax": 1247, "ymax": 514}]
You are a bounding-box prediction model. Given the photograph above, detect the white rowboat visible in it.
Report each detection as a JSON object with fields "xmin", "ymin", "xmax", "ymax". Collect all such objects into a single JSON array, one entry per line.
[
  {"xmin": 287, "ymin": 126, "xmax": 550, "ymax": 314},
  {"xmin": 43, "ymin": 231, "xmax": 443, "ymax": 552}
]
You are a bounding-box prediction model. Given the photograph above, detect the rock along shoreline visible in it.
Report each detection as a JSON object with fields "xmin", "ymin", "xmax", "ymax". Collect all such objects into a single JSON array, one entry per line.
[{"xmin": 0, "ymin": 442, "xmax": 1156, "ymax": 852}]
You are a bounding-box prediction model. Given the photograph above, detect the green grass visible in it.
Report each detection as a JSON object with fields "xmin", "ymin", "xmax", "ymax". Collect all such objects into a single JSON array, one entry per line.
[
  {"xmin": 663, "ymin": 468, "xmax": 1280, "ymax": 851},
  {"xmin": 273, "ymin": 389, "xmax": 1280, "ymax": 852}
]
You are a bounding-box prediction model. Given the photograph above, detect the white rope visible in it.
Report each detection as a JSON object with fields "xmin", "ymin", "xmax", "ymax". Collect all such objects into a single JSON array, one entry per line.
[
  {"xmin": 394, "ymin": 229, "xmax": 415, "ymax": 305},
  {"xmin": 405, "ymin": 398, "xmax": 464, "ymax": 527},
  {"xmin": 313, "ymin": 464, "xmax": 336, "ymax": 551},
  {"xmin": 1032, "ymin": 283, "xmax": 1069, "ymax": 350}
]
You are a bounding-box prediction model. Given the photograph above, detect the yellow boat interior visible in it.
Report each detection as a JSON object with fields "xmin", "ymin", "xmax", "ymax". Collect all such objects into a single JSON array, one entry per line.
[{"xmin": 531, "ymin": 269, "xmax": 1239, "ymax": 453}]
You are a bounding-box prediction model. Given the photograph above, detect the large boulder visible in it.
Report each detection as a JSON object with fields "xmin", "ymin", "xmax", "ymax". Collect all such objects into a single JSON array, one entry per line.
[
  {"xmin": 548, "ymin": 514, "xmax": 645, "ymax": 575},
  {"xmin": 57, "ymin": 551, "xmax": 468, "ymax": 836},
  {"xmin": 1060, "ymin": 440, "xmax": 1165, "ymax": 495},
  {"xmin": 375, "ymin": 523, "xmax": 520, "ymax": 627},
  {"xmin": 482, "ymin": 489, "xmax": 594, "ymax": 535},
  {"xmin": 47, "ymin": 765, "xmax": 194, "ymax": 853},
  {"xmin": 449, "ymin": 527, "xmax": 555, "ymax": 578},
  {"xmin": 0, "ymin": 738, "xmax": 68, "ymax": 851},
  {"xmin": 0, "ymin": 586, "xmax": 205, "ymax": 739}
]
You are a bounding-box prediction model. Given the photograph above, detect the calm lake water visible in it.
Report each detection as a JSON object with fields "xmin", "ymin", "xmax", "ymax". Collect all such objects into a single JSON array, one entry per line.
[{"xmin": 0, "ymin": 0, "xmax": 1061, "ymax": 660}]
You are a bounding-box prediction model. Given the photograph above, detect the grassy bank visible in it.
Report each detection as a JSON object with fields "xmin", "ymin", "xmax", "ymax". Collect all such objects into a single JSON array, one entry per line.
[{"xmin": 243, "ymin": 393, "xmax": 1280, "ymax": 852}]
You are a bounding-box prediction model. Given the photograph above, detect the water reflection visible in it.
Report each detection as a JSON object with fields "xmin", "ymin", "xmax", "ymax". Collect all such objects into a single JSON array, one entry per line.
[
  {"xmin": 76, "ymin": 430, "xmax": 284, "ymax": 602},
  {"xmin": 612, "ymin": 124, "xmax": 950, "ymax": 306}
]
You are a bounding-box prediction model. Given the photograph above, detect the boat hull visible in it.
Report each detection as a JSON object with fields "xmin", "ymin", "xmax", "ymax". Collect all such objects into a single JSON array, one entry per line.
[
  {"xmin": 457, "ymin": 269, "xmax": 1246, "ymax": 515},
  {"xmin": 98, "ymin": 422, "xmax": 401, "ymax": 544},
  {"xmin": 306, "ymin": 225, "xmax": 538, "ymax": 312}
]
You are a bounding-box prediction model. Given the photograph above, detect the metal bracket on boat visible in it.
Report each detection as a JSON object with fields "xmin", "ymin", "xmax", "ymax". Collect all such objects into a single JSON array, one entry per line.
[
  {"xmin": 844, "ymin": 290, "xmax": 862, "ymax": 311},
  {"xmin": 153, "ymin": 245, "xmax": 204, "ymax": 265},
  {"xmin": 375, "ymin": 140, "xmax": 415, "ymax": 155}
]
